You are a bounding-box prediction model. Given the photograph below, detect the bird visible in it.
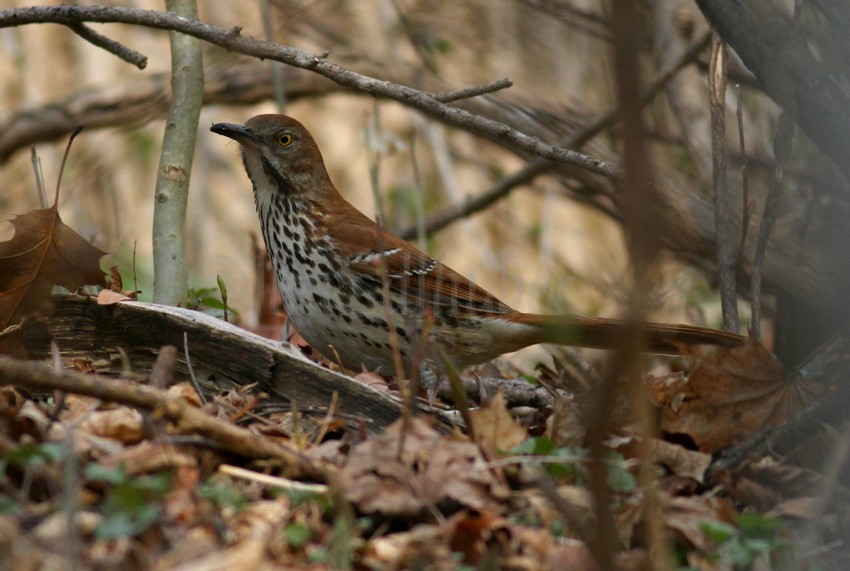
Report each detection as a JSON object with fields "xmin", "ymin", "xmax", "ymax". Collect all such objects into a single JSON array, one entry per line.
[{"xmin": 210, "ymin": 114, "xmax": 744, "ymax": 376}]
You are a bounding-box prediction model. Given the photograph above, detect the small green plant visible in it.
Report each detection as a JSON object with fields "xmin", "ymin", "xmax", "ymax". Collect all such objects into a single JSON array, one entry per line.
[
  {"xmin": 2, "ymin": 442, "xmax": 66, "ymax": 469},
  {"xmin": 85, "ymin": 464, "xmax": 172, "ymax": 539},
  {"xmin": 1, "ymin": 442, "xmax": 68, "ymax": 499},
  {"xmin": 511, "ymin": 437, "xmax": 636, "ymax": 492},
  {"xmin": 185, "ymin": 282, "xmax": 238, "ymax": 320},
  {"xmin": 196, "ymin": 475, "xmax": 250, "ymax": 512},
  {"xmin": 700, "ymin": 514, "xmax": 788, "ymax": 569},
  {"xmin": 284, "ymin": 522, "xmax": 313, "ymax": 549}
]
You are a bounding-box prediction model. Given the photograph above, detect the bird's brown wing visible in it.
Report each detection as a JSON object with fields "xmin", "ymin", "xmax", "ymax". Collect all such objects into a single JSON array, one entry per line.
[{"xmin": 328, "ymin": 220, "xmax": 514, "ymax": 315}]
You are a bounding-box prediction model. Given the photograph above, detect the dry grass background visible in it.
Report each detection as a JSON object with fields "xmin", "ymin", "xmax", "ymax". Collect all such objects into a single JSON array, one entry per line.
[{"xmin": 0, "ymin": 0, "xmax": 781, "ymax": 368}]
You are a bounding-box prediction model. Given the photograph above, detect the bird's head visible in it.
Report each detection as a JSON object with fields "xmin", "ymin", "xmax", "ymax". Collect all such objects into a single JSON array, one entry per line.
[{"xmin": 211, "ymin": 114, "xmax": 334, "ymax": 201}]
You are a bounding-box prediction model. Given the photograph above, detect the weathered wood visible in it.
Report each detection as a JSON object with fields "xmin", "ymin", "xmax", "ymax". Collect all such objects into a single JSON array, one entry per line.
[{"xmin": 20, "ymin": 294, "xmax": 421, "ymax": 435}]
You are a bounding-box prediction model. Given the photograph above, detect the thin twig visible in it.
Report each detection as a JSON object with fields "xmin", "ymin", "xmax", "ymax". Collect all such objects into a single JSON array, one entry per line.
[
  {"xmin": 734, "ymin": 84, "xmax": 753, "ymax": 262},
  {"xmin": 366, "ymin": 102, "xmax": 386, "ymax": 226},
  {"xmin": 149, "ymin": 344, "xmax": 178, "ymax": 389},
  {"xmin": 430, "ymin": 78, "xmax": 513, "ymax": 103},
  {"xmin": 258, "ymin": 0, "xmax": 286, "ymax": 112},
  {"xmin": 610, "ymin": 0, "xmax": 669, "ymax": 567},
  {"xmin": 54, "ymin": 125, "xmax": 84, "ymax": 207},
  {"xmin": 132, "ymin": 240, "xmax": 139, "ymax": 295},
  {"xmin": 709, "ymin": 32, "xmax": 739, "ymax": 333},
  {"xmin": 183, "ymin": 331, "xmax": 207, "ymax": 404},
  {"xmin": 408, "ymin": 135, "xmax": 427, "ymax": 250},
  {"xmin": 751, "ymin": 113, "xmax": 793, "ymax": 338},
  {"xmin": 61, "ymin": 425, "xmax": 82, "ymax": 571},
  {"xmin": 312, "ymin": 390, "xmax": 339, "ymax": 446},
  {"xmin": 216, "ymin": 274, "xmax": 229, "ymax": 322},
  {"xmin": 29, "ymin": 146, "xmax": 48, "ymax": 209},
  {"xmin": 67, "ymin": 22, "xmax": 147, "ymax": 68},
  {"xmin": 218, "ymin": 464, "xmax": 328, "ymax": 494}
]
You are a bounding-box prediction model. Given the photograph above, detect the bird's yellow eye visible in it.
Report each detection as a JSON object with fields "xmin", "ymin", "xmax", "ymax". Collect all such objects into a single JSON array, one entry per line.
[{"xmin": 277, "ymin": 133, "xmax": 293, "ymax": 147}]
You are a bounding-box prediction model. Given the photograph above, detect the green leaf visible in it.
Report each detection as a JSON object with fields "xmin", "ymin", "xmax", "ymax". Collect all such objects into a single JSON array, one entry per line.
[
  {"xmin": 511, "ymin": 437, "xmax": 557, "ymax": 455},
  {"xmin": 197, "ymin": 297, "xmax": 226, "ymax": 310},
  {"xmin": 737, "ymin": 513, "xmax": 785, "ymax": 537},
  {"xmin": 606, "ymin": 465, "xmax": 636, "ymax": 493},
  {"xmin": 97, "ymin": 504, "xmax": 161, "ymax": 539},
  {"xmin": 85, "ymin": 463, "xmax": 128, "ymax": 485},
  {"xmin": 94, "ymin": 470, "xmax": 173, "ymax": 539},
  {"xmin": 197, "ymin": 476, "xmax": 250, "ymax": 511},
  {"xmin": 700, "ymin": 520, "xmax": 737, "ymax": 544},
  {"xmin": 4, "ymin": 442, "xmax": 66, "ymax": 467},
  {"xmin": 284, "ymin": 523, "xmax": 312, "ymax": 548}
]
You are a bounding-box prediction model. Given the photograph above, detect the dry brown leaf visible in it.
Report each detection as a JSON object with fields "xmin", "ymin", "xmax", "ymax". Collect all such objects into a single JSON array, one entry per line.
[
  {"xmin": 339, "ymin": 417, "xmax": 510, "ymax": 516},
  {"xmin": 715, "ymin": 455, "xmax": 829, "ymax": 512},
  {"xmin": 363, "ymin": 524, "xmax": 455, "ymax": 570},
  {"xmin": 545, "ymin": 540, "xmax": 598, "ymax": 571},
  {"xmin": 172, "ymin": 502, "xmax": 289, "ymax": 571},
  {"xmin": 546, "ymin": 392, "xmax": 585, "ymax": 447},
  {"xmin": 96, "ymin": 289, "xmax": 132, "ymax": 305},
  {"xmin": 650, "ymin": 439, "xmax": 712, "ymax": 483},
  {"xmin": 525, "ymin": 485, "xmax": 641, "ymax": 550},
  {"xmin": 106, "ymin": 265, "xmax": 122, "ymax": 292},
  {"xmin": 661, "ymin": 491, "xmax": 738, "ymax": 552},
  {"xmin": 166, "ymin": 382, "xmax": 204, "ymax": 407},
  {"xmin": 78, "ymin": 407, "xmax": 145, "ymax": 444},
  {"xmin": 445, "ymin": 508, "xmax": 508, "ymax": 565},
  {"xmin": 772, "ymin": 496, "xmax": 822, "ymax": 520},
  {"xmin": 650, "ymin": 338, "xmax": 822, "ymax": 452},
  {"xmin": 72, "ymin": 359, "xmax": 95, "ymax": 374},
  {"xmin": 354, "ymin": 368, "xmax": 391, "ymax": 392},
  {"xmin": 104, "ymin": 441, "xmax": 198, "ymax": 476},
  {"xmin": 469, "ymin": 391, "xmax": 528, "ymax": 454},
  {"xmin": 0, "ymin": 204, "xmax": 105, "ymax": 333}
]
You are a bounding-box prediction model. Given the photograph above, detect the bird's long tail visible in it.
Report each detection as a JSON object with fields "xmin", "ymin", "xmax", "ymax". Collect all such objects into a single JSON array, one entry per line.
[{"xmin": 510, "ymin": 312, "xmax": 746, "ymax": 355}]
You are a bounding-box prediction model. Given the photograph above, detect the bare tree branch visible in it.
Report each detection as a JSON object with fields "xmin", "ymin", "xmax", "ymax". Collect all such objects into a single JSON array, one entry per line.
[
  {"xmin": 0, "ymin": 5, "xmax": 620, "ymax": 179},
  {"xmin": 0, "ymin": 354, "xmax": 330, "ymax": 480},
  {"xmin": 151, "ymin": 0, "xmax": 204, "ymax": 306},
  {"xmin": 430, "ymin": 78, "xmax": 513, "ymax": 103},
  {"xmin": 709, "ymin": 34, "xmax": 739, "ymax": 332},
  {"xmin": 67, "ymin": 22, "xmax": 147, "ymax": 69},
  {"xmin": 0, "ymin": 63, "xmax": 331, "ymax": 163}
]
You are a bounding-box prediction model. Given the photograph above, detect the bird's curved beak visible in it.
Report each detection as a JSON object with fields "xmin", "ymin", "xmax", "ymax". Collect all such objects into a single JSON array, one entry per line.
[{"xmin": 210, "ymin": 122, "xmax": 260, "ymax": 147}]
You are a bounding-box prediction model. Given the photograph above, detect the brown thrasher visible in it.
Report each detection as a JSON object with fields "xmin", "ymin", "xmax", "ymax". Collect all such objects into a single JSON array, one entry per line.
[{"xmin": 211, "ymin": 115, "xmax": 744, "ymax": 374}]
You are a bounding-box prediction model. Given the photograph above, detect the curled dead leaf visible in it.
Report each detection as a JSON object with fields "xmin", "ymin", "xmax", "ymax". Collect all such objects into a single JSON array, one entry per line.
[{"xmin": 649, "ymin": 439, "xmax": 712, "ymax": 483}]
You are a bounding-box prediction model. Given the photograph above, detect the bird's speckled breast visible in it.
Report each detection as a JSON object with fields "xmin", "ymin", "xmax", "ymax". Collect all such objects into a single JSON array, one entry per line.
[{"xmin": 257, "ymin": 194, "xmax": 409, "ymax": 371}]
